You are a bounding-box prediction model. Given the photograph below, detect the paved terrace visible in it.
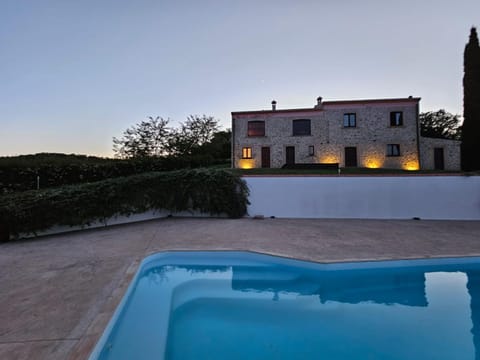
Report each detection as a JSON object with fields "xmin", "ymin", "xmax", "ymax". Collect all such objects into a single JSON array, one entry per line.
[{"xmin": 1, "ymin": 218, "xmax": 480, "ymax": 359}]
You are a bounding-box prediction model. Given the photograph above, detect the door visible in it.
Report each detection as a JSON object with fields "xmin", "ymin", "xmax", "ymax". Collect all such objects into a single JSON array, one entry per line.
[
  {"xmin": 286, "ymin": 146, "xmax": 295, "ymax": 165},
  {"xmin": 261, "ymin": 147, "xmax": 270, "ymax": 168},
  {"xmin": 434, "ymin": 148, "xmax": 444, "ymax": 170},
  {"xmin": 344, "ymin": 147, "xmax": 357, "ymax": 167}
]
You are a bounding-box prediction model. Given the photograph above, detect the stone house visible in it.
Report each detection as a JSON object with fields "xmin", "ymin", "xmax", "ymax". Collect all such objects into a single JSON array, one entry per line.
[{"xmin": 231, "ymin": 97, "xmax": 460, "ymax": 170}]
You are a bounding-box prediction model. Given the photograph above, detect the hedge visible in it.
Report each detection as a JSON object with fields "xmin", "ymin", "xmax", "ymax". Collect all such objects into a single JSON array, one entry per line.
[
  {"xmin": 0, "ymin": 154, "xmax": 229, "ymax": 194},
  {"xmin": 0, "ymin": 168, "xmax": 249, "ymax": 241}
]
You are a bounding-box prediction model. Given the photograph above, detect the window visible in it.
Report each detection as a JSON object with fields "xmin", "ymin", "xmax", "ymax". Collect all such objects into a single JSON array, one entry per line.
[
  {"xmin": 387, "ymin": 144, "xmax": 401, "ymax": 157},
  {"xmin": 308, "ymin": 145, "xmax": 315, "ymax": 156},
  {"xmin": 242, "ymin": 147, "xmax": 252, "ymax": 159},
  {"xmin": 292, "ymin": 119, "xmax": 311, "ymax": 136},
  {"xmin": 343, "ymin": 113, "xmax": 356, "ymax": 127},
  {"xmin": 248, "ymin": 121, "xmax": 265, "ymax": 136},
  {"xmin": 390, "ymin": 112, "xmax": 403, "ymax": 126}
]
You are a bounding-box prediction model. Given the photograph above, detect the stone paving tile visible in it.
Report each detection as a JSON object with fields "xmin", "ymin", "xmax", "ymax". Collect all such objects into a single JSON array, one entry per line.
[{"xmin": 0, "ymin": 340, "xmax": 77, "ymax": 360}]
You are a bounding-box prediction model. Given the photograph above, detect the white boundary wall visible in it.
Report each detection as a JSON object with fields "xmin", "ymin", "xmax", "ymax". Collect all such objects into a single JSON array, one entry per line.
[
  {"xmin": 245, "ymin": 176, "xmax": 480, "ymax": 220},
  {"xmin": 15, "ymin": 175, "xmax": 479, "ymax": 239}
]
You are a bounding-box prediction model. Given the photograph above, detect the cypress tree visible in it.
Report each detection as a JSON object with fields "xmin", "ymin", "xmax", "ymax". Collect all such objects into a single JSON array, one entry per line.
[{"xmin": 462, "ymin": 27, "xmax": 480, "ymax": 171}]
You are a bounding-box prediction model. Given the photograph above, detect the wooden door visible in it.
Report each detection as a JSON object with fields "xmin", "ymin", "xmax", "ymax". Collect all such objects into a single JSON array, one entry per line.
[
  {"xmin": 286, "ymin": 146, "xmax": 295, "ymax": 165},
  {"xmin": 344, "ymin": 147, "xmax": 357, "ymax": 167},
  {"xmin": 434, "ymin": 148, "xmax": 444, "ymax": 170},
  {"xmin": 261, "ymin": 147, "xmax": 270, "ymax": 168}
]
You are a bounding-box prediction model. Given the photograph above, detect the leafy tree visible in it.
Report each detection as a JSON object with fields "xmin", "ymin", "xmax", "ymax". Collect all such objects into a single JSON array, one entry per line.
[
  {"xmin": 462, "ymin": 27, "xmax": 480, "ymax": 170},
  {"xmin": 194, "ymin": 129, "xmax": 231, "ymax": 159},
  {"xmin": 113, "ymin": 116, "xmax": 170, "ymax": 158},
  {"xmin": 420, "ymin": 110, "xmax": 462, "ymax": 140},
  {"xmin": 167, "ymin": 115, "xmax": 219, "ymax": 156},
  {"xmin": 113, "ymin": 114, "xmax": 224, "ymax": 162}
]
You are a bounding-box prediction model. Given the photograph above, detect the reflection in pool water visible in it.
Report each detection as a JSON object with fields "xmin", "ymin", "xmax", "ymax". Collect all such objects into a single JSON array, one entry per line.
[{"xmin": 90, "ymin": 252, "xmax": 480, "ymax": 360}]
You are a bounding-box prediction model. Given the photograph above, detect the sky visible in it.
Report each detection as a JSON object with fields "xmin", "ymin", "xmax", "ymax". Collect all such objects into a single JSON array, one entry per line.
[{"xmin": 1, "ymin": 0, "xmax": 479, "ymax": 157}]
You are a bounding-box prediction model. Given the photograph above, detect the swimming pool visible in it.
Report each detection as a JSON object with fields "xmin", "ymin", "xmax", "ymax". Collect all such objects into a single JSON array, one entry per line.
[{"xmin": 89, "ymin": 252, "xmax": 480, "ymax": 359}]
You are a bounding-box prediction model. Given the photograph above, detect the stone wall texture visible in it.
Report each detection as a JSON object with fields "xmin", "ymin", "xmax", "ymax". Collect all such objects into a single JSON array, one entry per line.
[
  {"xmin": 419, "ymin": 137, "xmax": 461, "ymax": 170},
  {"xmin": 232, "ymin": 98, "xmax": 427, "ymax": 170}
]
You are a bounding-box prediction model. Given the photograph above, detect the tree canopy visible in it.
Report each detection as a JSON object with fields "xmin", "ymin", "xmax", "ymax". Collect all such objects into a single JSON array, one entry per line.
[
  {"xmin": 462, "ymin": 27, "xmax": 480, "ymax": 170},
  {"xmin": 420, "ymin": 110, "xmax": 462, "ymax": 140},
  {"xmin": 113, "ymin": 116, "xmax": 170, "ymax": 158},
  {"xmin": 112, "ymin": 115, "xmax": 227, "ymax": 161},
  {"xmin": 167, "ymin": 115, "xmax": 219, "ymax": 157}
]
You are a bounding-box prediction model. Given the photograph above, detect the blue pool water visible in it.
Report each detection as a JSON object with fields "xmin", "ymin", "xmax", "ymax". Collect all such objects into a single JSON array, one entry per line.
[{"xmin": 89, "ymin": 252, "xmax": 480, "ymax": 360}]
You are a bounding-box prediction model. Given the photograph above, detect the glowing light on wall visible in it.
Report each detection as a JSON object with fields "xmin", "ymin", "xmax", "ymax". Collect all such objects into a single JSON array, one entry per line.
[
  {"xmin": 319, "ymin": 154, "xmax": 340, "ymax": 164},
  {"xmin": 364, "ymin": 157, "xmax": 383, "ymax": 169},
  {"xmin": 238, "ymin": 159, "xmax": 255, "ymax": 169},
  {"xmin": 403, "ymin": 161, "xmax": 420, "ymax": 171}
]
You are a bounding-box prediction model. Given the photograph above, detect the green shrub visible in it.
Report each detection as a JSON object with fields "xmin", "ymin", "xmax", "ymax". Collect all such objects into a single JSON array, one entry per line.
[
  {"xmin": 0, "ymin": 169, "xmax": 249, "ymax": 241},
  {"xmin": 0, "ymin": 154, "xmax": 229, "ymax": 193}
]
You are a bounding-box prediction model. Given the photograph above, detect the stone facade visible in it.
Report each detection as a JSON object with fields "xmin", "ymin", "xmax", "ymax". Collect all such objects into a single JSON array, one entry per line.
[
  {"xmin": 232, "ymin": 97, "xmax": 426, "ymax": 170},
  {"xmin": 419, "ymin": 137, "xmax": 461, "ymax": 171}
]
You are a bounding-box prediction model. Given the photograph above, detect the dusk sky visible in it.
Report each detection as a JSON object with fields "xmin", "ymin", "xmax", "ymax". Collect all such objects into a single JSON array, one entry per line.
[{"xmin": 1, "ymin": 0, "xmax": 478, "ymax": 157}]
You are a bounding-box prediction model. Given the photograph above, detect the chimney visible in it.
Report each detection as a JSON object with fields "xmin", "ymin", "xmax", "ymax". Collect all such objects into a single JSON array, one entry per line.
[
  {"xmin": 315, "ymin": 96, "xmax": 323, "ymax": 109},
  {"xmin": 271, "ymin": 100, "xmax": 277, "ymax": 111}
]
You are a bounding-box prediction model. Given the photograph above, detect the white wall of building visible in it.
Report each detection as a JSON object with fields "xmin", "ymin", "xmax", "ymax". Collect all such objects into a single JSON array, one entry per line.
[{"xmin": 245, "ymin": 176, "xmax": 480, "ymax": 220}]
